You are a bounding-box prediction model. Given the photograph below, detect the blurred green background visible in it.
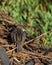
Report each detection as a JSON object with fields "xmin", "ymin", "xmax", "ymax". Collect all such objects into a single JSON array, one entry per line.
[{"xmin": 0, "ymin": 0, "xmax": 52, "ymax": 46}]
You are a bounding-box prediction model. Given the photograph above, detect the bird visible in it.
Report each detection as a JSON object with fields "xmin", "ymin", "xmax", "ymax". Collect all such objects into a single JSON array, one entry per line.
[{"xmin": 10, "ymin": 25, "xmax": 28, "ymax": 52}]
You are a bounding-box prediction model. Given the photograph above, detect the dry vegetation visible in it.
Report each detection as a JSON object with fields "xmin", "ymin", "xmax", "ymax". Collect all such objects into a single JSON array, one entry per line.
[
  {"xmin": 0, "ymin": 12, "xmax": 52, "ymax": 65},
  {"xmin": 0, "ymin": 0, "xmax": 52, "ymax": 65}
]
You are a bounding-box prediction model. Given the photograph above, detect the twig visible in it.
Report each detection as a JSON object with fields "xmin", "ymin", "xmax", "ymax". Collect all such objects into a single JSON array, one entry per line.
[
  {"xmin": 13, "ymin": 57, "xmax": 24, "ymax": 65},
  {"xmin": 0, "ymin": 18, "xmax": 14, "ymax": 25},
  {"xmin": 7, "ymin": 47, "xmax": 17, "ymax": 53},
  {"xmin": 22, "ymin": 51, "xmax": 51, "ymax": 59},
  {"xmin": 13, "ymin": 57, "xmax": 21, "ymax": 64},
  {"xmin": 0, "ymin": 45, "xmax": 15, "ymax": 47},
  {"xmin": 24, "ymin": 30, "xmax": 52, "ymax": 45}
]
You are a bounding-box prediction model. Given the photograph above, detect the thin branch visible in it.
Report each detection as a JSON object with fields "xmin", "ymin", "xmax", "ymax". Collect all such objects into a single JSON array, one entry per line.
[
  {"xmin": 24, "ymin": 30, "xmax": 52, "ymax": 45},
  {"xmin": 13, "ymin": 57, "xmax": 21, "ymax": 64},
  {"xmin": 7, "ymin": 47, "xmax": 17, "ymax": 53},
  {"xmin": 0, "ymin": 45, "xmax": 15, "ymax": 47}
]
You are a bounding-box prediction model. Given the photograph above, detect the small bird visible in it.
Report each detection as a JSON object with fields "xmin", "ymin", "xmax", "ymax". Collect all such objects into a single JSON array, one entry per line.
[{"xmin": 10, "ymin": 25, "xmax": 28, "ymax": 52}]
